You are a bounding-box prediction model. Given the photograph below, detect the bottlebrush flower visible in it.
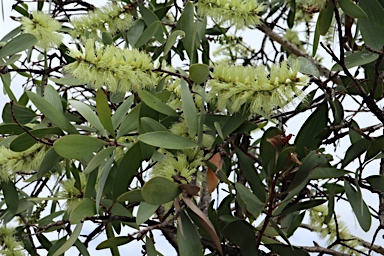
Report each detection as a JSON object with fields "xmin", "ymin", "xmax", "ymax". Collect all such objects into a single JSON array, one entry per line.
[
  {"xmin": 64, "ymin": 39, "xmax": 156, "ymax": 92},
  {"xmin": 207, "ymin": 60, "xmax": 309, "ymax": 114},
  {"xmin": 21, "ymin": 11, "xmax": 63, "ymax": 50},
  {"xmin": 0, "ymin": 227, "xmax": 25, "ymax": 256},
  {"xmin": 196, "ymin": 0, "xmax": 265, "ymax": 29}
]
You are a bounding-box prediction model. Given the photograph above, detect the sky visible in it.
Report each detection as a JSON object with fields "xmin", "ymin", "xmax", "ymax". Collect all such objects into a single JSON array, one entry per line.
[{"xmin": 1, "ymin": 0, "xmax": 384, "ymax": 255}]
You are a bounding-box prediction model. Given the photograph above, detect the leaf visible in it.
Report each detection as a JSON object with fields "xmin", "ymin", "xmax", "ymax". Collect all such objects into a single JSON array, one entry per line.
[
  {"xmin": 222, "ymin": 220, "xmax": 258, "ymax": 256},
  {"xmin": 135, "ymin": 21, "xmax": 161, "ymax": 48},
  {"xmin": 178, "ymin": 2, "xmax": 196, "ymax": 61},
  {"xmin": 141, "ymin": 177, "xmax": 180, "ymax": 205},
  {"xmin": 177, "ymin": 212, "xmax": 204, "ymax": 256},
  {"xmin": 95, "ymin": 151, "xmax": 115, "ymax": 214},
  {"xmin": 145, "ymin": 236, "xmax": 157, "ymax": 256},
  {"xmin": 332, "ymin": 51, "xmax": 379, "ymax": 71},
  {"xmin": 296, "ymin": 57, "xmax": 320, "ymax": 77},
  {"xmin": 0, "ymin": 124, "xmax": 31, "ymax": 135},
  {"xmin": 44, "ymin": 84, "xmax": 62, "ymax": 112},
  {"xmin": 69, "ymin": 198, "xmax": 96, "ymax": 224},
  {"xmin": 2, "ymin": 181, "xmax": 19, "ymax": 215},
  {"xmin": 112, "ymin": 95, "xmax": 134, "ymax": 129},
  {"xmin": 138, "ymin": 90, "xmax": 179, "ymax": 117},
  {"xmin": 10, "ymin": 127, "xmax": 62, "ymax": 152},
  {"xmin": 101, "ymin": 31, "xmax": 113, "ymax": 45},
  {"xmin": 309, "ymin": 167, "xmax": 349, "ymax": 179},
  {"xmin": 235, "ymin": 183, "xmax": 264, "ymax": 219},
  {"xmin": 358, "ymin": 0, "xmax": 384, "ymax": 51},
  {"xmin": 53, "ymin": 135, "xmax": 106, "ymax": 159},
  {"xmin": 164, "ymin": 30, "xmax": 185, "ymax": 55},
  {"xmin": 278, "ymin": 199, "xmax": 326, "ymax": 216},
  {"xmin": 339, "ymin": 0, "xmax": 367, "ymax": 19},
  {"xmin": 365, "ymin": 135, "xmax": 384, "ymax": 161},
  {"xmin": 0, "ymin": 33, "xmax": 37, "ymax": 58},
  {"xmin": 2, "ymin": 102, "xmax": 36, "ymax": 124},
  {"xmin": 138, "ymin": 131, "xmax": 197, "ymax": 149},
  {"xmin": 127, "ymin": 20, "xmax": 145, "ymax": 46},
  {"xmin": 235, "ymin": 147, "xmax": 266, "ymax": 203},
  {"xmin": 52, "ymin": 223, "xmax": 83, "ymax": 256},
  {"xmin": 26, "ymin": 91, "xmax": 78, "ymax": 134},
  {"xmin": 117, "ymin": 103, "xmax": 140, "ymax": 138},
  {"xmin": 96, "ymin": 236, "xmax": 132, "ymax": 250},
  {"xmin": 116, "ymin": 189, "xmax": 144, "ymax": 203},
  {"xmin": 96, "ymin": 90, "xmax": 115, "ymax": 137},
  {"xmin": 180, "ymin": 80, "xmax": 198, "ymax": 137},
  {"xmin": 344, "ymin": 180, "xmax": 371, "ymax": 232},
  {"xmin": 136, "ymin": 202, "xmax": 159, "ymax": 225},
  {"xmin": 84, "ymin": 147, "xmax": 115, "ymax": 174},
  {"xmin": 140, "ymin": 117, "xmax": 168, "ymax": 132},
  {"xmin": 182, "ymin": 195, "xmax": 223, "ymax": 255},
  {"xmin": 189, "ymin": 63, "xmax": 210, "ymax": 84},
  {"xmin": 265, "ymin": 244, "xmax": 309, "ymax": 256},
  {"xmin": 37, "ymin": 147, "xmax": 61, "ymax": 179},
  {"xmin": 294, "ymin": 101, "xmax": 329, "ymax": 158},
  {"xmin": 342, "ymin": 138, "xmax": 371, "ymax": 167},
  {"xmin": 366, "ymin": 175, "xmax": 384, "ymax": 192},
  {"xmin": 317, "ymin": 3, "xmax": 334, "ymax": 35},
  {"xmin": 69, "ymin": 100, "xmax": 106, "ymax": 136}
]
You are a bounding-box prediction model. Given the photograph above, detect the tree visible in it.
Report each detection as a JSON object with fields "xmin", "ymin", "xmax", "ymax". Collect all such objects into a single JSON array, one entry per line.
[{"xmin": 0, "ymin": 0, "xmax": 384, "ymax": 255}]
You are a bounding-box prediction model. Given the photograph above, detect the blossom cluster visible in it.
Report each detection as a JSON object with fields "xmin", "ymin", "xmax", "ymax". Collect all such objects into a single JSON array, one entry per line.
[
  {"xmin": 207, "ymin": 61, "xmax": 308, "ymax": 114},
  {"xmin": 71, "ymin": 2, "xmax": 133, "ymax": 39},
  {"xmin": 20, "ymin": 11, "xmax": 63, "ymax": 50},
  {"xmin": 310, "ymin": 205, "xmax": 364, "ymax": 255},
  {"xmin": 196, "ymin": 0, "xmax": 265, "ymax": 30},
  {"xmin": 64, "ymin": 39, "xmax": 155, "ymax": 92},
  {"xmin": 0, "ymin": 144, "xmax": 46, "ymax": 182},
  {"xmin": 0, "ymin": 227, "xmax": 25, "ymax": 256}
]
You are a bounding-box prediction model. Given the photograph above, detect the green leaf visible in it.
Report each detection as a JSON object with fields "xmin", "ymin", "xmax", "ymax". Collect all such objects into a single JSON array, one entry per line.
[
  {"xmin": 178, "ymin": 2, "xmax": 196, "ymax": 61},
  {"xmin": 296, "ymin": 57, "xmax": 320, "ymax": 77},
  {"xmin": 180, "ymin": 80, "xmax": 198, "ymax": 137},
  {"xmin": 164, "ymin": 30, "xmax": 185, "ymax": 55},
  {"xmin": 84, "ymin": 147, "xmax": 115, "ymax": 174},
  {"xmin": 26, "ymin": 91, "xmax": 78, "ymax": 134},
  {"xmin": 265, "ymin": 244, "xmax": 309, "ymax": 256},
  {"xmin": 44, "ymin": 84, "xmax": 63, "ymax": 112},
  {"xmin": 177, "ymin": 212, "xmax": 204, "ymax": 256},
  {"xmin": 0, "ymin": 124, "xmax": 31, "ymax": 135},
  {"xmin": 309, "ymin": 167, "xmax": 349, "ymax": 179},
  {"xmin": 69, "ymin": 100, "xmax": 106, "ymax": 136},
  {"xmin": 339, "ymin": 0, "xmax": 367, "ymax": 19},
  {"xmin": 317, "ymin": 3, "xmax": 334, "ymax": 35},
  {"xmin": 140, "ymin": 117, "xmax": 168, "ymax": 132},
  {"xmin": 135, "ymin": 21, "xmax": 161, "ymax": 48},
  {"xmin": 138, "ymin": 90, "xmax": 179, "ymax": 117},
  {"xmin": 138, "ymin": 131, "xmax": 198, "ymax": 149},
  {"xmin": 2, "ymin": 181, "xmax": 19, "ymax": 215},
  {"xmin": 235, "ymin": 147, "xmax": 266, "ymax": 203},
  {"xmin": 96, "ymin": 237, "xmax": 132, "ymax": 250},
  {"xmin": 96, "ymin": 90, "xmax": 115, "ymax": 137},
  {"xmin": 95, "ymin": 151, "xmax": 115, "ymax": 214},
  {"xmin": 312, "ymin": 22, "xmax": 320, "ymax": 56},
  {"xmin": 365, "ymin": 135, "xmax": 384, "ymax": 161},
  {"xmin": 342, "ymin": 138, "xmax": 371, "ymax": 167},
  {"xmin": 10, "ymin": 127, "xmax": 62, "ymax": 152},
  {"xmin": 52, "ymin": 223, "xmax": 83, "ymax": 256},
  {"xmin": 101, "ymin": 31, "xmax": 113, "ymax": 45},
  {"xmin": 141, "ymin": 176, "xmax": 180, "ymax": 205},
  {"xmin": 116, "ymin": 189, "xmax": 143, "ymax": 203},
  {"xmin": 1, "ymin": 54, "xmax": 21, "ymax": 66},
  {"xmin": 2, "ymin": 102, "xmax": 36, "ymax": 124},
  {"xmin": 332, "ymin": 50, "xmax": 379, "ymax": 71},
  {"xmin": 235, "ymin": 183, "xmax": 264, "ymax": 219},
  {"xmin": 294, "ymin": 101, "xmax": 329, "ymax": 158},
  {"xmin": 145, "ymin": 236, "xmax": 157, "ymax": 256},
  {"xmin": 53, "ymin": 135, "xmax": 106, "ymax": 159},
  {"xmin": 117, "ymin": 104, "xmax": 140, "ymax": 138},
  {"xmin": 189, "ymin": 64, "xmax": 210, "ymax": 84},
  {"xmin": 127, "ymin": 20, "xmax": 145, "ymax": 47},
  {"xmin": 358, "ymin": 0, "xmax": 384, "ymax": 51},
  {"xmin": 136, "ymin": 201, "xmax": 159, "ymax": 225},
  {"xmin": 366, "ymin": 175, "xmax": 384, "ymax": 192},
  {"xmin": 222, "ymin": 219, "xmax": 258, "ymax": 256},
  {"xmin": 0, "ymin": 33, "xmax": 37, "ymax": 58},
  {"xmin": 278, "ymin": 199, "xmax": 326, "ymax": 216},
  {"xmin": 112, "ymin": 95, "xmax": 134, "ymax": 129},
  {"xmin": 37, "ymin": 147, "xmax": 61, "ymax": 179},
  {"xmin": 69, "ymin": 198, "xmax": 96, "ymax": 224},
  {"xmin": 344, "ymin": 180, "xmax": 371, "ymax": 232}
]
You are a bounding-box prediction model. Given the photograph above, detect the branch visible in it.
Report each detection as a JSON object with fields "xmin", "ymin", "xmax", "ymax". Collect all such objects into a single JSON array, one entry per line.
[
  {"xmin": 257, "ymin": 22, "xmax": 343, "ymax": 85},
  {"xmin": 299, "ymin": 246, "xmax": 350, "ymax": 256}
]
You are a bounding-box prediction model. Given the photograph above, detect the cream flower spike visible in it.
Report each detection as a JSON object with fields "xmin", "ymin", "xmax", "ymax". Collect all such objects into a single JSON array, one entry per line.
[
  {"xmin": 71, "ymin": 2, "xmax": 133, "ymax": 39},
  {"xmin": 21, "ymin": 11, "xmax": 63, "ymax": 50},
  {"xmin": 196, "ymin": 0, "xmax": 265, "ymax": 30},
  {"xmin": 208, "ymin": 60, "xmax": 309, "ymax": 115},
  {"xmin": 0, "ymin": 227, "xmax": 25, "ymax": 256},
  {"xmin": 64, "ymin": 39, "xmax": 156, "ymax": 92}
]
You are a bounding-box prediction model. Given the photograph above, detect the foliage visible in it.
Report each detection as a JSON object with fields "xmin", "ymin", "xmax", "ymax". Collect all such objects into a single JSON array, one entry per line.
[{"xmin": 0, "ymin": 0, "xmax": 384, "ymax": 255}]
